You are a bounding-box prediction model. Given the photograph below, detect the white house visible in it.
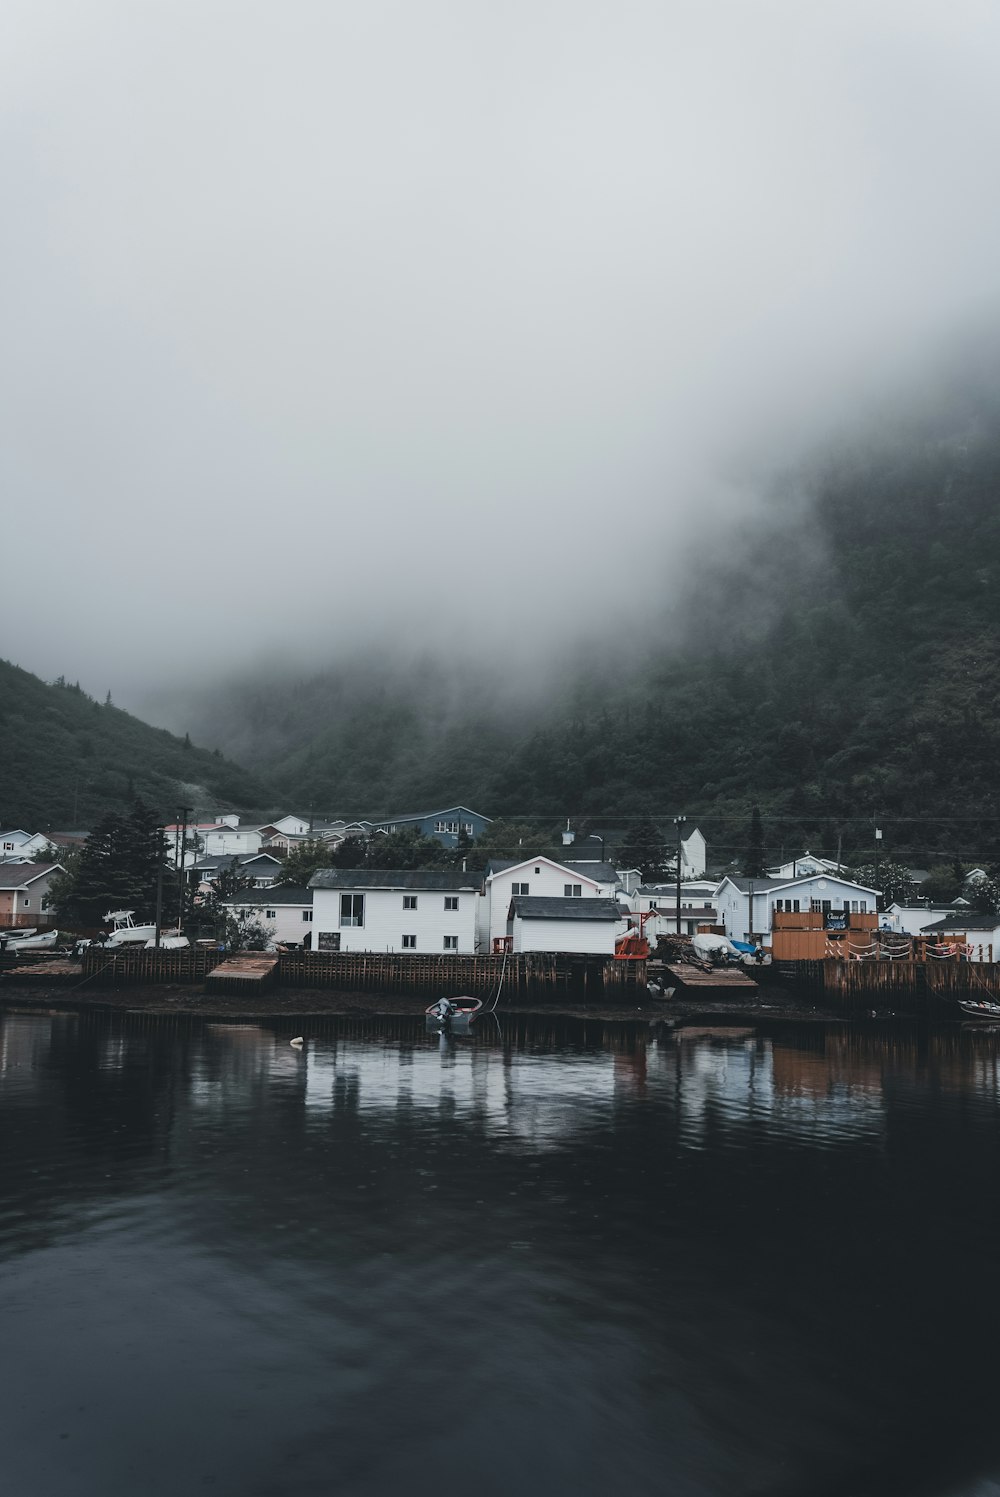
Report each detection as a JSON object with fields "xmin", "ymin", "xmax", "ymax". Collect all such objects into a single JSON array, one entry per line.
[
  {"xmin": 192, "ymin": 853, "xmax": 284, "ymax": 891},
  {"xmin": 766, "ymin": 852, "xmax": 843, "ymax": 880},
  {"xmin": 0, "ymin": 863, "xmax": 66, "ymax": 926},
  {"xmin": 508, "ymin": 896, "xmax": 624, "ymax": 955},
  {"xmin": 218, "ymin": 885, "xmax": 315, "ymax": 946},
  {"xmin": 920, "ymin": 913, "xmax": 1000, "ymax": 961},
  {"xmin": 479, "ymin": 857, "xmax": 621, "ymax": 953},
  {"xmin": 715, "ymin": 873, "xmax": 881, "ymax": 942},
  {"xmin": 882, "ymin": 901, "xmax": 966, "ymax": 937},
  {"xmin": 309, "ymin": 868, "xmax": 481, "ymax": 953},
  {"xmin": 678, "ymin": 827, "xmax": 707, "ymax": 879},
  {"xmin": 0, "ymin": 829, "xmax": 57, "ymax": 863},
  {"xmin": 629, "ymin": 879, "xmax": 718, "ymax": 915}
]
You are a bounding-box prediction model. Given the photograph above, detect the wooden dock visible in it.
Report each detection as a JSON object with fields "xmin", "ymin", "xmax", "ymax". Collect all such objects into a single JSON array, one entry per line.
[
  {"xmin": 661, "ymin": 961, "xmax": 759, "ymax": 990},
  {"xmin": 1, "ymin": 958, "xmax": 82, "ymax": 984},
  {"xmin": 205, "ymin": 954, "xmax": 279, "ymax": 995}
]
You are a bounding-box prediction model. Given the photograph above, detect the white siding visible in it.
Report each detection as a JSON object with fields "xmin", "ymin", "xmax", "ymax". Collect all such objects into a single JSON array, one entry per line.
[
  {"xmin": 716, "ymin": 876, "xmax": 878, "ymax": 941},
  {"xmin": 230, "ymin": 901, "xmax": 312, "ymax": 944},
  {"xmin": 312, "ymin": 887, "xmax": 479, "ymax": 953},
  {"xmin": 482, "ymin": 859, "xmax": 609, "ymax": 950},
  {"xmin": 511, "ymin": 916, "xmax": 617, "ymax": 955},
  {"xmin": 201, "ymin": 827, "xmax": 264, "ymax": 857}
]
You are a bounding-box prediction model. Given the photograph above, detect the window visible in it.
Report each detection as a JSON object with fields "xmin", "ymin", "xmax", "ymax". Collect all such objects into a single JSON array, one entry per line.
[
  {"xmin": 810, "ymin": 899, "xmax": 821, "ymax": 912},
  {"xmin": 403, "ymin": 895, "xmax": 418, "ymax": 910},
  {"xmin": 851, "ymin": 900, "xmax": 858, "ymax": 913},
  {"xmin": 512, "ymin": 882, "xmax": 529, "ymax": 896},
  {"xmin": 793, "ymin": 900, "xmax": 800, "ymax": 913},
  {"xmin": 648, "ymin": 900, "xmax": 657, "ymax": 910},
  {"xmin": 266, "ymin": 909, "xmax": 277, "ymax": 919},
  {"xmin": 302, "ymin": 910, "xmax": 313, "ymax": 922},
  {"xmin": 463, "ymin": 822, "xmax": 473, "ymax": 836},
  {"xmin": 534, "ymin": 867, "xmax": 541, "ymax": 874},
  {"xmin": 443, "ymin": 935, "xmax": 458, "ymax": 950},
  {"xmin": 564, "ymin": 884, "xmax": 582, "ymax": 897},
  {"xmin": 23, "ymin": 899, "xmax": 30, "ymax": 908},
  {"xmin": 821, "ymin": 900, "xmax": 831, "ymax": 915},
  {"xmin": 860, "ymin": 901, "xmax": 868, "ymax": 913},
  {"xmin": 402, "ymin": 934, "xmax": 416, "ymax": 949},
  {"xmin": 341, "ymin": 894, "xmax": 365, "ymax": 927},
  {"xmin": 444, "ymin": 896, "xmax": 459, "ymax": 911},
  {"xmin": 435, "ymin": 821, "xmax": 447, "ymax": 833}
]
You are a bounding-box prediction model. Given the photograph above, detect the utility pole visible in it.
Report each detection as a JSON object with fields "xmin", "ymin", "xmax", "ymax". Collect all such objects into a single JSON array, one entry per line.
[
  {"xmin": 874, "ymin": 820, "xmax": 883, "ymax": 908},
  {"xmin": 154, "ymin": 820, "xmax": 165, "ymax": 948},
  {"xmin": 176, "ymin": 805, "xmax": 192, "ymax": 934},
  {"xmin": 673, "ymin": 815, "xmax": 687, "ymax": 934}
]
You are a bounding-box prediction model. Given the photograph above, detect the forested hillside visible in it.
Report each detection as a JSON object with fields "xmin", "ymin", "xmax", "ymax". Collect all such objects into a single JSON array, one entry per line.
[
  {"xmin": 142, "ymin": 372, "xmax": 1000, "ymax": 868},
  {"xmin": 0, "ymin": 662, "xmax": 273, "ymax": 828}
]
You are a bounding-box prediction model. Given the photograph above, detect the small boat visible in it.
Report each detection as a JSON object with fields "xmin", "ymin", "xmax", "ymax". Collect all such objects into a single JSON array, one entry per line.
[
  {"xmin": 1, "ymin": 928, "xmax": 59, "ymax": 952},
  {"xmin": 425, "ymin": 996, "xmax": 483, "ymax": 1033},
  {"xmin": 957, "ymin": 998, "xmax": 1000, "ymax": 1020},
  {"xmin": 104, "ymin": 910, "xmax": 157, "ymax": 946},
  {"xmin": 143, "ymin": 934, "xmax": 190, "ymax": 950}
]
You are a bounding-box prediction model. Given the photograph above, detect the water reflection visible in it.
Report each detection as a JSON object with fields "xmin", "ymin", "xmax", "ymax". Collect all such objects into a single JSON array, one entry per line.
[{"xmin": 2, "ymin": 1010, "xmax": 1000, "ymax": 1496}]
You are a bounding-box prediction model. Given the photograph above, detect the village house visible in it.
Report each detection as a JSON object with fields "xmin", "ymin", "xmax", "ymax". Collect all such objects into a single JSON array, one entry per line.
[
  {"xmin": 507, "ymin": 896, "xmax": 624, "ymax": 955},
  {"xmin": 0, "ymin": 829, "xmax": 57, "ymax": 863},
  {"xmin": 478, "ymin": 856, "xmax": 622, "ymax": 953},
  {"xmin": 882, "ymin": 900, "xmax": 968, "ymax": 936},
  {"xmin": 369, "ymin": 805, "xmax": 492, "ymax": 848},
  {"xmin": 190, "ymin": 853, "xmax": 284, "ymax": 891},
  {"xmin": 218, "ymin": 886, "xmax": 315, "ymax": 946},
  {"xmin": 920, "ymin": 912, "xmax": 1000, "ymax": 962},
  {"xmin": 715, "ymin": 873, "xmax": 881, "ymax": 944},
  {"xmin": 766, "ymin": 851, "xmax": 844, "ymax": 880},
  {"xmin": 0, "ymin": 863, "xmax": 66, "ymax": 927},
  {"xmin": 309, "ymin": 868, "xmax": 481, "ymax": 953}
]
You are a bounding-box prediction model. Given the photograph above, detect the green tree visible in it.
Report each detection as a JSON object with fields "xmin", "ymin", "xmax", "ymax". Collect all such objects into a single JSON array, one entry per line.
[
  {"xmin": 55, "ymin": 800, "xmax": 169, "ymax": 927},
  {"xmin": 849, "ymin": 861, "xmax": 916, "ymax": 906},
  {"xmin": 615, "ymin": 818, "xmax": 669, "ymax": 881},
  {"xmin": 741, "ymin": 805, "xmax": 766, "ymax": 878},
  {"xmin": 224, "ymin": 911, "xmax": 276, "ymax": 951},
  {"xmin": 365, "ymin": 828, "xmax": 451, "ymax": 870},
  {"xmin": 919, "ymin": 862, "xmax": 964, "ymax": 903}
]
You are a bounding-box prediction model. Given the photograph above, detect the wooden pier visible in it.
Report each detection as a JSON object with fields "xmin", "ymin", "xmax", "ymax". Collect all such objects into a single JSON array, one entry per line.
[
  {"xmin": 783, "ymin": 958, "xmax": 1000, "ymax": 1016},
  {"xmin": 205, "ymin": 954, "xmax": 279, "ymax": 996},
  {"xmin": 661, "ymin": 960, "xmax": 759, "ymax": 991}
]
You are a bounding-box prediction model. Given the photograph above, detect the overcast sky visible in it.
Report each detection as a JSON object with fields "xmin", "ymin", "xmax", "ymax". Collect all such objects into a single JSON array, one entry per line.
[{"xmin": 3, "ymin": 0, "xmax": 1000, "ymax": 706}]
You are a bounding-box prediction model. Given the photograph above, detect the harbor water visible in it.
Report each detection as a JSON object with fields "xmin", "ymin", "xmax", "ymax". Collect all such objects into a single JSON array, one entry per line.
[{"xmin": 2, "ymin": 1009, "xmax": 1000, "ymax": 1496}]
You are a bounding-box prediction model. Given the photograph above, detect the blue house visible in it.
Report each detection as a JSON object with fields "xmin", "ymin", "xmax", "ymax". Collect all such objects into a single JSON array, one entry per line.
[{"xmin": 371, "ymin": 805, "xmax": 492, "ymax": 849}]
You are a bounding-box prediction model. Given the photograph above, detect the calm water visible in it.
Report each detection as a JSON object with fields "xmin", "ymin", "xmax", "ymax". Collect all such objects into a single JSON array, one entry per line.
[{"xmin": 2, "ymin": 1010, "xmax": 1000, "ymax": 1497}]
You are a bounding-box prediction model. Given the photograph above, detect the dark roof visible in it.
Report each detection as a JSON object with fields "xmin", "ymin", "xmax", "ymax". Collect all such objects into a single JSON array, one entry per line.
[
  {"xmin": 722, "ymin": 874, "xmax": 880, "ymax": 895},
  {"xmin": 561, "ymin": 861, "xmax": 620, "ymax": 884},
  {"xmin": 0, "ymin": 862, "xmax": 63, "ymax": 889},
  {"xmin": 219, "ymin": 886, "xmax": 313, "ymax": 907},
  {"xmin": 509, "ymin": 897, "xmax": 622, "ymax": 922},
  {"xmin": 194, "ymin": 853, "xmax": 282, "ymax": 870},
  {"xmin": 921, "ymin": 914, "xmax": 1000, "ymax": 933},
  {"xmin": 309, "ymin": 868, "xmax": 482, "ymax": 892}
]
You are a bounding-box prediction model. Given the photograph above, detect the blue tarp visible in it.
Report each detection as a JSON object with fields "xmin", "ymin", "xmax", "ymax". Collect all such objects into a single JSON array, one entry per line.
[{"xmin": 730, "ymin": 940, "xmax": 756, "ymax": 954}]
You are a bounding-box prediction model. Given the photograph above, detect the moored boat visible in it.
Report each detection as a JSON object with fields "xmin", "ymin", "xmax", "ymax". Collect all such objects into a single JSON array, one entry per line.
[
  {"xmin": 425, "ymin": 996, "xmax": 483, "ymax": 1033},
  {"xmin": 957, "ymin": 998, "xmax": 1000, "ymax": 1020},
  {"xmin": 1, "ymin": 928, "xmax": 60, "ymax": 952}
]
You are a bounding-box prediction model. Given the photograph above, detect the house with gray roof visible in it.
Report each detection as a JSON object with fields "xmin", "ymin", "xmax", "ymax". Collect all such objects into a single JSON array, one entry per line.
[
  {"xmin": 309, "ymin": 868, "xmax": 481, "ymax": 953},
  {"xmin": 920, "ymin": 912, "xmax": 1000, "ymax": 960},
  {"xmin": 217, "ymin": 885, "xmax": 315, "ymax": 946},
  {"xmin": 507, "ymin": 896, "xmax": 624, "ymax": 955}
]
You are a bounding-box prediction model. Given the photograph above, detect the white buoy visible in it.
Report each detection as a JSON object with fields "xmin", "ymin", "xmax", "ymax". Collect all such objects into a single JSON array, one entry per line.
[{"xmin": 290, "ymin": 1036, "xmax": 304, "ymax": 1048}]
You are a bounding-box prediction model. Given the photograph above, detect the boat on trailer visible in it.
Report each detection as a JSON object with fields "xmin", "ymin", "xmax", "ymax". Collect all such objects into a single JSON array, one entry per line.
[
  {"xmin": 103, "ymin": 910, "xmax": 157, "ymax": 946},
  {"xmin": 425, "ymin": 996, "xmax": 483, "ymax": 1033}
]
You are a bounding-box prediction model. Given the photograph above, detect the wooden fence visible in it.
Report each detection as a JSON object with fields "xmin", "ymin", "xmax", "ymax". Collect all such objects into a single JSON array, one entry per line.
[
  {"xmin": 818, "ymin": 959, "xmax": 1000, "ymax": 1015},
  {"xmin": 79, "ymin": 947, "xmax": 226, "ymax": 986}
]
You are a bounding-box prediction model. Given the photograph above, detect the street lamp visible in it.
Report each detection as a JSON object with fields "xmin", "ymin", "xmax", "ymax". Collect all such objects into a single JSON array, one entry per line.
[
  {"xmin": 589, "ymin": 833, "xmax": 605, "ymax": 863},
  {"xmin": 673, "ymin": 815, "xmax": 687, "ymax": 934}
]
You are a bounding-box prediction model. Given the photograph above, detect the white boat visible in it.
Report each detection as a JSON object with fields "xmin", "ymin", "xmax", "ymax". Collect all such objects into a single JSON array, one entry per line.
[
  {"xmin": 143, "ymin": 934, "xmax": 190, "ymax": 950},
  {"xmin": 957, "ymin": 998, "xmax": 1000, "ymax": 1020},
  {"xmin": 103, "ymin": 910, "xmax": 157, "ymax": 946},
  {"xmin": 2, "ymin": 929, "xmax": 60, "ymax": 952}
]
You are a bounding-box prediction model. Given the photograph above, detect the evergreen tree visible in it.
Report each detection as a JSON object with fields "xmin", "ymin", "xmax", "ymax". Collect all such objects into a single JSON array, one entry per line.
[
  {"xmin": 56, "ymin": 800, "xmax": 168, "ymax": 926},
  {"xmin": 741, "ymin": 805, "xmax": 766, "ymax": 878},
  {"xmin": 615, "ymin": 818, "xmax": 669, "ymax": 881}
]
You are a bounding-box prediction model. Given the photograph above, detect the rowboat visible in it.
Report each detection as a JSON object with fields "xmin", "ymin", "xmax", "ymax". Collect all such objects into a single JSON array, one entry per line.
[
  {"xmin": 425, "ymin": 996, "xmax": 483, "ymax": 1033},
  {"xmin": 0, "ymin": 928, "xmax": 60, "ymax": 952},
  {"xmin": 957, "ymin": 998, "xmax": 1000, "ymax": 1020}
]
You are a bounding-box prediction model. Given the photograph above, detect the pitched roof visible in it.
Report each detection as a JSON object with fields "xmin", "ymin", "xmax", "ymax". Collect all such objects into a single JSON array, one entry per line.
[
  {"xmin": 720, "ymin": 874, "xmax": 880, "ymax": 895},
  {"xmin": 0, "ymin": 862, "xmax": 64, "ymax": 889},
  {"xmin": 194, "ymin": 853, "xmax": 282, "ymax": 870},
  {"xmin": 509, "ymin": 896, "xmax": 622, "ymax": 922},
  {"xmin": 921, "ymin": 914, "xmax": 1000, "ymax": 933},
  {"xmin": 371, "ymin": 805, "xmax": 491, "ymax": 825},
  {"xmin": 561, "ymin": 861, "xmax": 620, "ymax": 884},
  {"xmin": 218, "ymin": 886, "xmax": 313, "ymax": 907},
  {"xmin": 309, "ymin": 868, "xmax": 482, "ymax": 892}
]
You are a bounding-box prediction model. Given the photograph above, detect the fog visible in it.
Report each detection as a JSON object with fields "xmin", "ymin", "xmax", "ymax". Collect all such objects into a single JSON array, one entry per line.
[{"xmin": 2, "ymin": 0, "xmax": 999, "ymax": 712}]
